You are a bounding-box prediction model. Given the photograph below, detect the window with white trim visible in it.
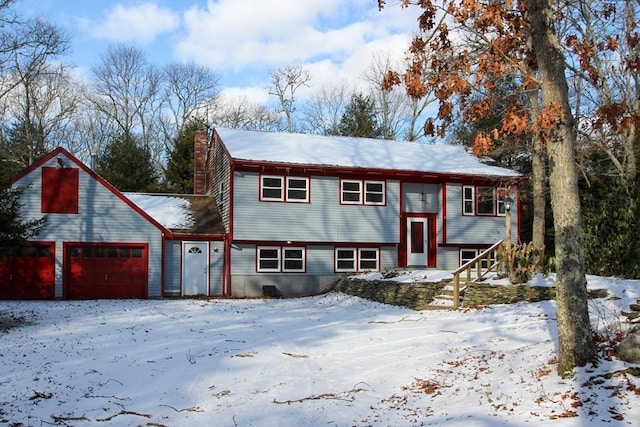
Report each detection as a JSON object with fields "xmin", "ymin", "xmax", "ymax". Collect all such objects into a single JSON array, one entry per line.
[
  {"xmin": 463, "ymin": 185, "xmax": 475, "ymax": 215},
  {"xmin": 365, "ymin": 181, "xmax": 385, "ymax": 205},
  {"xmin": 341, "ymin": 179, "xmax": 385, "ymax": 205},
  {"xmin": 257, "ymin": 247, "xmax": 281, "ymax": 271},
  {"xmin": 257, "ymin": 246, "xmax": 305, "ymax": 272},
  {"xmin": 260, "ymin": 175, "xmax": 309, "ymax": 202},
  {"xmin": 261, "ymin": 176, "xmax": 284, "ymax": 201},
  {"xmin": 283, "ymin": 247, "xmax": 305, "ymax": 272},
  {"xmin": 460, "ymin": 249, "xmax": 497, "ymax": 268},
  {"xmin": 477, "ymin": 186, "xmax": 495, "ymax": 215},
  {"xmin": 358, "ymin": 248, "xmax": 380, "ymax": 271},
  {"xmin": 462, "ymin": 186, "xmax": 508, "ymax": 216},
  {"xmin": 286, "ymin": 177, "xmax": 309, "ymax": 202},
  {"xmin": 335, "ymin": 247, "xmax": 380, "ymax": 272},
  {"xmin": 341, "ymin": 180, "xmax": 362, "ymax": 204}
]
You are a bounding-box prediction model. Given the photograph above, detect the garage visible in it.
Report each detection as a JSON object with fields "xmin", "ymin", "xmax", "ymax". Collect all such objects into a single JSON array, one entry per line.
[
  {"xmin": 0, "ymin": 242, "xmax": 55, "ymax": 300},
  {"xmin": 65, "ymin": 244, "xmax": 148, "ymax": 299}
]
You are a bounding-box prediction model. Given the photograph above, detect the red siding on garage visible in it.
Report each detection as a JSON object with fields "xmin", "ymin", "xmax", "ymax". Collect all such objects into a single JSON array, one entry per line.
[
  {"xmin": 0, "ymin": 242, "xmax": 55, "ymax": 300},
  {"xmin": 64, "ymin": 243, "xmax": 148, "ymax": 299}
]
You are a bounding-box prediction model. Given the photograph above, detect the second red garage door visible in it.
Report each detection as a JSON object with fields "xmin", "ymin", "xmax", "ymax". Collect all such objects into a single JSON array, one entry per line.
[{"xmin": 65, "ymin": 243, "xmax": 148, "ymax": 299}]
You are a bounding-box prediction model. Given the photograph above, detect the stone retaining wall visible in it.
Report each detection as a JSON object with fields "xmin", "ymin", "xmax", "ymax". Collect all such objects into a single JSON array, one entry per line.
[
  {"xmin": 336, "ymin": 278, "xmax": 608, "ymax": 310},
  {"xmin": 335, "ymin": 278, "xmax": 445, "ymax": 310}
]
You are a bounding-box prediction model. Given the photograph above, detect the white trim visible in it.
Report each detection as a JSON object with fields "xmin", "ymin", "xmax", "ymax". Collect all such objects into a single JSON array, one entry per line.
[
  {"xmin": 364, "ymin": 180, "xmax": 385, "ymax": 205},
  {"xmin": 260, "ymin": 175, "xmax": 284, "ymax": 201},
  {"xmin": 182, "ymin": 241, "xmax": 210, "ymax": 296},
  {"xmin": 358, "ymin": 248, "xmax": 380, "ymax": 271},
  {"xmin": 257, "ymin": 246, "xmax": 281, "ymax": 272},
  {"xmin": 341, "ymin": 180, "xmax": 362, "ymax": 204},
  {"xmin": 282, "ymin": 247, "xmax": 305, "ymax": 272},
  {"xmin": 462, "ymin": 185, "xmax": 475, "ymax": 215},
  {"xmin": 335, "ymin": 247, "xmax": 357, "ymax": 272},
  {"xmin": 286, "ymin": 176, "xmax": 310, "ymax": 202}
]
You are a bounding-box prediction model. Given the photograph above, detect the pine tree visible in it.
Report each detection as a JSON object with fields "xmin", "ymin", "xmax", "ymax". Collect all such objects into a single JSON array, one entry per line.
[
  {"xmin": 165, "ymin": 121, "xmax": 202, "ymax": 194},
  {"xmin": 96, "ymin": 133, "xmax": 158, "ymax": 192},
  {"xmin": 331, "ymin": 93, "xmax": 389, "ymax": 139},
  {"xmin": 0, "ymin": 187, "xmax": 46, "ymax": 259}
]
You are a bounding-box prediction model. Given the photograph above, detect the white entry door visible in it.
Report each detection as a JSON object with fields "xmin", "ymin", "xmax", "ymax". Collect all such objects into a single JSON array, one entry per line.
[
  {"xmin": 183, "ymin": 242, "xmax": 209, "ymax": 296},
  {"xmin": 407, "ymin": 218, "xmax": 429, "ymax": 266}
]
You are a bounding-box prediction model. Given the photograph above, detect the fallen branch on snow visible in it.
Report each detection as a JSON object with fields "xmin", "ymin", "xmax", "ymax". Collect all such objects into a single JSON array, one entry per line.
[
  {"xmin": 96, "ymin": 410, "xmax": 151, "ymax": 422},
  {"xmin": 273, "ymin": 384, "xmax": 368, "ymax": 404},
  {"xmin": 159, "ymin": 404, "xmax": 204, "ymax": 412}
]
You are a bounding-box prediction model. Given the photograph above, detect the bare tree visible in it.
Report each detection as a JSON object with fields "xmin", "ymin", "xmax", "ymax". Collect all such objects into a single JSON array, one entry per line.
[
  {"xmin": 562, "ymin": 0, "xmax": 640, "ymax": 192},
  {"xmin": 89, "ymin": 44, "xmax": 163, "ymax": 167},
  {"xmin": 300, "ymin": 81, "xmax": 352, "ymax": 135},
  {"xmin": 0, "ymin": 14, "xmax": 71, "ymax": 165},
  {"xmin": 268, "ymin": 64, "xmax": 311, "ymax": 132},
  {"xmin": 362, "ymin": 51, "xmax": 418, "ymax": 140},
  {"xmin": 212, "ymin": 96, "xmax": 284, "ymax": 131},
  {"xmin": 162, "ymin": 62, "xmax": 221, "ymax": 144}
]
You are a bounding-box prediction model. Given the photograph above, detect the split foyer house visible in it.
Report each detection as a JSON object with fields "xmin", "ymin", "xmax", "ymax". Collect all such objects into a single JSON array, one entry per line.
[{"xmin": 0, "ymin": 127, "xmax": 522, "ymax": 300}]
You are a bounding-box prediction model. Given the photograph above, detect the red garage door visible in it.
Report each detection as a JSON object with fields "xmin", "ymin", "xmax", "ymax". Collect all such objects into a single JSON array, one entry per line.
[
  {"xmin": 0, "ymin": 243, "xmax": 55, "ymax": 300},
  {"xmin": 65, "ymin": 244, "xmax": 148, "ymax": 299}
]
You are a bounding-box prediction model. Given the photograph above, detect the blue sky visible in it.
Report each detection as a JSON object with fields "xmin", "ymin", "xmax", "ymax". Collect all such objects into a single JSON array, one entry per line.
[{"xmin": 13, "ymin": 0, "xmax": 423, "ymax": 104}]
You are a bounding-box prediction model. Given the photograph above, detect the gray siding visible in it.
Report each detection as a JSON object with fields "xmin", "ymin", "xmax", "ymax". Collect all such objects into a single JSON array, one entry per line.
[
  {"xmin": 444, "ymin": 183, "xmax": 515, "ymax": 244},
  {"xmin": 438, "ymin": 247, "xmax": 462, "ymax": 270},
  {"xmin": 209, "ymin": 241, "xmax": 224, "ymax": 295},
  {"xmin": 403, "ymin": 183, "xmax": 440, "ymax": 213},
  {"xmin": 164, "ymin": 240, "xmax": 225, "ymax": 296},
  {"xmin": 228, "ymin": 243, "xmax": 397, "ymax": 297},
  {"xmin": 233, "ymin": 173, "xmax": 400, "ymax": 243},
  {"xmin": 164, "ymin": 240, "xmax": 182, "ymax": 295},
  {"xmin": 14, "ymin": 158, "xmax": 165, "ymax": 298},
  {"xmin": 209, "ymin": 137, "xmax": 232, "ymax": 232}
]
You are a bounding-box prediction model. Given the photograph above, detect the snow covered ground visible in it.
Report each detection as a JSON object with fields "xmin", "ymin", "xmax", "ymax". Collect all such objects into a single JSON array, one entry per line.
[{"xmin": 0, "ymin": 274, "xmax": 638, "ymax": 427}]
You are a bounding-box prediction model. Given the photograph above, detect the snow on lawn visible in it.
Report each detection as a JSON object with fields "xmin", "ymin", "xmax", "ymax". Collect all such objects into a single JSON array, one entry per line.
[{"xmin": 1, "ymin": 276, "xmax": 639, "ymax": 427}]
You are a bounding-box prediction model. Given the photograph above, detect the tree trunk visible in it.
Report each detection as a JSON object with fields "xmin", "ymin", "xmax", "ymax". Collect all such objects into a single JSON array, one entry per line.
[
  {"xmin": 526, "ymin": 0, "xmax": 597, "ymax": 375},
  {"xmin": 527, "ymin": 90, "xmax": 547, "ymax": 273}
]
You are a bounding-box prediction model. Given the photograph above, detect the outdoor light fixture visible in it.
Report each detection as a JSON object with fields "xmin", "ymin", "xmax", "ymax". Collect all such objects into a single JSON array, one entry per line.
[
  {"xmin": 419, "ymin": 191, "xmax": 426, "ymax": 202},
  {"xmin": 504, "ymin": 196, "xmax": 514, "ymax": 212}
]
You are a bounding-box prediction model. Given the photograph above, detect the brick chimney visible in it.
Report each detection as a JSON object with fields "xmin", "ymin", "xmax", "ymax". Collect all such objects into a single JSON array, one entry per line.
[{"xmin": 193, "ymin": 130, "xmax": 208, "ymax": 195}]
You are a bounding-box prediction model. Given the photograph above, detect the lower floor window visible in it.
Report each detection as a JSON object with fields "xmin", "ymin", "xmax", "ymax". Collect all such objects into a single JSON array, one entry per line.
[
  {"xmin": 460, "ymin": 249, "xmax": 497, "ymax": 268},
  {"xmin": 335, "ymin": 247, "xmax": 380, "ymax": 272},
  {"xmin": 257, "ymin": 246, "xmax": 305, "ymax": 272}
]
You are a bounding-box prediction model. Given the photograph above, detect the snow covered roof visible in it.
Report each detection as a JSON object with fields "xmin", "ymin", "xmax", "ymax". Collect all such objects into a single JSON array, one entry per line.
[
  {"xmin": 126, "ymin": 193, "xmax": 194, "ymax": 229},
  {"xmin": 215, "ymin": 128, "xmax": 520, "ymax": 178},
  {"xmin": 125, "ymin": 193, "xmax": 224, "ymax": 235}
]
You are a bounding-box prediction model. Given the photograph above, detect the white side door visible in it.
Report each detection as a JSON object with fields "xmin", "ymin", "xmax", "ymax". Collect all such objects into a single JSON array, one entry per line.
[
  {"xmin": 406, "ymin": 218, "xmax": 429, "ymax": 266},
  {"xmin": 183, "ymin": 242, "xmax": 209, "ymax": 296}
]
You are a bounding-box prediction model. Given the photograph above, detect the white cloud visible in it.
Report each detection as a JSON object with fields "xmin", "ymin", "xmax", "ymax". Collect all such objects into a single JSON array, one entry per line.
[
  {"xmin": 84, "ymin": 3, "xmax": 179, "ymax": 43},
  {"xmin": 172, "ymin": 0, "xmax": 422, "ymax": 103}
]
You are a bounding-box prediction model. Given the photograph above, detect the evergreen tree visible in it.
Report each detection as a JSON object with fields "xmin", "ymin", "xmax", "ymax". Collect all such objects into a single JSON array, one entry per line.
[
  {"xmin": 96, "ymin": 133, "xmax": 158, "ymax": 192},
  {"xmin": 331, "ymin": 93, "xmax": 389, "ymax": 139},
  {"xmin": 165, "ymin": 121, "xmax": 202, "ymax": 194},
  {"xmin": 0, "ymin": 186, "xmax": 46, "ymax": 259}
]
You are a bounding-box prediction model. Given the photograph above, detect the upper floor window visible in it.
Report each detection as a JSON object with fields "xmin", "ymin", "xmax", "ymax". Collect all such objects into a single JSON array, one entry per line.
[
  {"xmin": 341, "ymin": 179, "xmax": 385, "ymax": 206},
  {"xmin": 462, "ymin": 186, "xmax": 509, "ymax": 216},
  {"xmin": 260, "ymin": 175, "xmax": 309, "ymax": 203}
]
